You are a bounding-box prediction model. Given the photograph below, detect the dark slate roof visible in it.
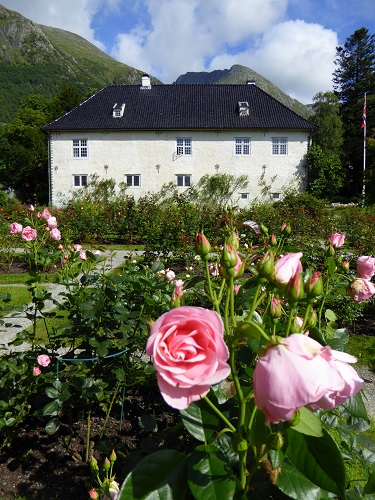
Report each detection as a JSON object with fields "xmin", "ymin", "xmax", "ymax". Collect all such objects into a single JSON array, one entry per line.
[{"xmin": 42, "ymin": 84, "xmax": 317, "ymax": 132}]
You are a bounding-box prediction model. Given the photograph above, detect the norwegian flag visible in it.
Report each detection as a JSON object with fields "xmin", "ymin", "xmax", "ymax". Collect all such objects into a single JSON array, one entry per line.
[{"xmin": 361, "ymin": 96, "xmax": 367, "ymax": 129}]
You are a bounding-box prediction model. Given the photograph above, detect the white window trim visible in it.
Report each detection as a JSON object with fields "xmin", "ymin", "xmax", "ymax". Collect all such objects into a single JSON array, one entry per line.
[
  {"xmin": 240, "ymin": 193, "xmax": 250, "ymax": 199},
  {"xmin": 125, "ymin": 174, "xmax": 141, "ymax": 187},
  {"xmin": 271, "ymin": 137, "xmax": 288, "ymax": 155},
  {"xmin": 234, "ymin": 137, "xmax": 251, "ymax": 156},
  {"xmin": 176, "ymin": 138, "xmax": 192, "ymax": 156},
  {"xmin": 72, "ymin": 139, "xmax": 88, "ymax": 159},
  {"xmin": 73, "ymin": 174, "xmax": 88, "ymax": 188},
  {"xmin": 176, "ymin": 174, "xmax": 192, "ymax": 187}
]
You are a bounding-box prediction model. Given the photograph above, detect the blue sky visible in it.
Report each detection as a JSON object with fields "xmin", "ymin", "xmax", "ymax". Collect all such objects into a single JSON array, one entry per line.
[{"xmin": 1, "ymin": 0, "xmax": 374, "ymax": 103}]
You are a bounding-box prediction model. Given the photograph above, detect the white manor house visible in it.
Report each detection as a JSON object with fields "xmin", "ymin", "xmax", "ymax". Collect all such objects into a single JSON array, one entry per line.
[{"xmin": 42, "ymin": 76, "xmax": 317, "ymax": 207}]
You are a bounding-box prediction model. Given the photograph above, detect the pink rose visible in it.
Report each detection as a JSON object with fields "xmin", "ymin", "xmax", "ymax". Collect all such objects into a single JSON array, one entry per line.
[
  {"xmin": 29, "ymin": 204, "xmax": 35, "ymax": 211},
  {"xmin": 108, "ymin": 481, "xmax": 120, "ymax": 500},
  {"xmin": 253, "ymin": 334, "xmax": 362, "ymax": 425},
  {"xmin": 330, "ymin": 233, "xmax": 345, "ymax": 248},
  {"xmin": 37, "ymin": 354, "xmax": 51, "ymax": 367},
  {"xmin": 165, "ymin": 270, "xmax": 176, "ymax": 281},
  {"xmin": 146, "ymin": 306, "xmax": 231, "ymax": 409},
  {"xmin": 10, "ymin": 222, "xmax": 23, "ymax": 235},
  {"xmin": 21, "ymin": 226, "xmax": 37, "ymax": 241},
  {"xmin": 348, "ymin": 278, "xmax": 375, "ymax": 303},
  {"xmin": 79, "ymin": 250, "xmax": 87, "ymax": 260},
  {"xmin": 47, "ymin": 216, "xmax": 58, "ymax": 229},
  {"xmin": 41, "ymin": 208, "xmax": 52, "ymax": 220},
  {"xmin": 32, "ymin": 366, "xmax": 41, "ymax": 377},
  {"xmin": 274, "ymin": 252, "xmax": 303, "ymax": 286},
  {"xmin": 74, "ymin": 244, "xmax": 82, "ymax": 251},
  {"xmin": 93, "ymin": 250, "xmax": 101, "ymax": 256},
  {"xmin": 357, "ymin": 256, "xmax": 375, "ymax": 280},
  {"xmin": 50, "ymin": 228, "xmax": 61, "ymax": 241}
]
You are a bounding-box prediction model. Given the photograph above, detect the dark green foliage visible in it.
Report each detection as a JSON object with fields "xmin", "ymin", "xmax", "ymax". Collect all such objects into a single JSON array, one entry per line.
[{"xmin": 307, "ymin": 145, "xmax": 344, "ymax": 199}]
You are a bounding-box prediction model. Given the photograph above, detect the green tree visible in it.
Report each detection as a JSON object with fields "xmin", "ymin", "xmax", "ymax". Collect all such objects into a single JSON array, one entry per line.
[
  {"xmin": 333, "ymin": 27, "xmax": 375, "ymax": 200},
  {"xmin": 307, "ymin": 145, "xmax": 344, "ymax": 199},
  {"xmin": 311, "ymin": 91, "xmax": 344, "ymax": 155}
]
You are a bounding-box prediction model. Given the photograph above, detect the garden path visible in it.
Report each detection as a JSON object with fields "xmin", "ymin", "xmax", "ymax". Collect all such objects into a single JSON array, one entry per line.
[{"xmin": 0, "ymin": 250, "xmax": 136, "ymax": 352}]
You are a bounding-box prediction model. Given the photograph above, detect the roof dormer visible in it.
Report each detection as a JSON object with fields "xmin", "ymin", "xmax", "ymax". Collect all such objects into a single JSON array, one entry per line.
[
  {"xmin": 113, "ymin": 103, "xmax": 125, "ymax": 118},
  {"xmin": 238, "ymin": 101, "xmax": 249, "ymax": 116},
  {"xmin": 141, "ymin": 74, "xmax": 151, "ymax": 89}
]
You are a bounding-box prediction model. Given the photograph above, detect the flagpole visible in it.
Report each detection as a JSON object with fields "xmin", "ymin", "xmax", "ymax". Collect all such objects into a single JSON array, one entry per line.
[{"xmin": 362, "ymin": 93, "xmax": 367, "ymax": 205}]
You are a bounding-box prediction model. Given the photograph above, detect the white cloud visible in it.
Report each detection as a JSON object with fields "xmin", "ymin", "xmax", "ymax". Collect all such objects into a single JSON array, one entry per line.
[{"xmin": 111, "ymin": 0, "xmax": 289, "ymax": 83}]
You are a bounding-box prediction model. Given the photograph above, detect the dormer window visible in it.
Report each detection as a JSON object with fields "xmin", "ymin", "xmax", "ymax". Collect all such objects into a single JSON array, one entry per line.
[
  {"xmin": 238, "ymin": 101, "xmax": 249, "ymax": 116},
  {"xmin": 113, "ymin": 103, "xmax": 125, "ymax": 118}
]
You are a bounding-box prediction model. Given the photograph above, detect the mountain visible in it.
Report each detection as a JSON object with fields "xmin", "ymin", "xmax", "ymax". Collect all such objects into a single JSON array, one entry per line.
[
  {"xmin": 0, "ymin": 4, "xmax": 161, "ymax": 123},
  {"xmin": 175, "ymin": 65, "xmax": 311, "ymax": 119}
]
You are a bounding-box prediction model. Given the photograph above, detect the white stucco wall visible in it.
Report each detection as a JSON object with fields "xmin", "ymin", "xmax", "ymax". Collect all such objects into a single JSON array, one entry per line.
[{"xmin": 48, "ymin": 129, "xmax": 310, "ymax": 207}]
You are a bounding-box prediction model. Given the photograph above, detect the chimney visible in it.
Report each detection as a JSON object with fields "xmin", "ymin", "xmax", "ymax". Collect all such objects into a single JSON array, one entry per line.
[
  {"xmin": 141, "ymin": 74, "xmax": 151, "ymax": 89},
  {"xmin": 246, "ymin": 80, "xmax": 256, "ymax": 85}
]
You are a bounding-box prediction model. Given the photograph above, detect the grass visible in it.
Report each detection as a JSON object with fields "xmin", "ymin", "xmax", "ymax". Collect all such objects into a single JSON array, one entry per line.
[
  {"xmin": 347, "ymin": 335, "xmax": 375, "ymax": 368},
  {"xmin": 0, "ymin": 286, "xmax": 31, "ymax": 310}
]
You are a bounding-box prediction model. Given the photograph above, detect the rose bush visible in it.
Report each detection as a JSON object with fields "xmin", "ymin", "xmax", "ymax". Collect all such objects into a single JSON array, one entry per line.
[{"xmin": 146, "ymin": 306, "xmax": 231, "ymax": 409}]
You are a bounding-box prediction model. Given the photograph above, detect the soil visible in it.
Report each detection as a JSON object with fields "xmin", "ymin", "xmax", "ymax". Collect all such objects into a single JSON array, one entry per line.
[{"xmin": 0, "ymin": 386, "xmax": 184, "ymax": 500}]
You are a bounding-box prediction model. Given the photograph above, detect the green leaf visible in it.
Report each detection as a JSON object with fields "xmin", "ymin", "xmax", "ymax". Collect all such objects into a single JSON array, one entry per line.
[
  {"xmin": 292, "ymin": 407, "xmax": 323, "ymax": 437},
  {"xmin": 343, "ymin": 391, "xmax": 368, "ymax": 419},
  {"xmin": 42, "ymin": 400, "xmax": 60, "ymax": 416},
  {"xmin": 187, "ymin": 444, "xmax": 236, "ymax": 499},
  {"xmin": 364, "ymin": 467, "xmax": 375, "ymax": 494},
  {"xmin": 276, "ymin": 462, "xmax": 331, "ymax": 499},
  {"xmin": 45, "ymin": 387, "xmax": 59, "ymax": 399},
  {"xmin": 235, "ymin": 320, "xmax": 264, "ymax": 339},
  {"xmin": 119, "ymin": 449, "xmax": 187, "ymax": 500},
  {"xmin": 45, "ymin": 417, "xmax": 60, "ymax": 435},
  {"xmin": 180, "ymin": 400, "xmax": 219, "ymax": 442},
  {"xmin": 286, "ymin": 427, "xmax": 346, "ymax": 497},
  {"xmin": 308, "ymin": 327, "xmax": 327, "ymax": 346},
  {"xmin": 324, "ymin": 309, "xmax": 336, "ymax": 321}
]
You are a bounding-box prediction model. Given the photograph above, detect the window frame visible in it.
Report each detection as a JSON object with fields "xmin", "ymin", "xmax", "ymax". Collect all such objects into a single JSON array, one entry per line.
[
  {"xmin": 125, "ymin": 174, "xmax": 141, "ymax": 187},
  {"xmin": 73, "ymin": 174, "xmax": 88, "ymax": 188},
  {"xmin": 176, "ymin": 174, "xmax": 192, "ymax": 187},
  {"xmin": 72, "ymin": 139, "xmax": 88, "ymax": 158},
  {"xmin": 240, "ymin": 193, "xmax": 250, "ymax": 200},
  {"xmin": 176, "ymin": 138, "xmax": 192, "ymax": 156},
  {"xmin": 271, "ymin": 137, "xmax": 288, "ymax": 155},
  {"xmin": 234, "ymin": 137, "xmax": 251, "ymax": 155}
]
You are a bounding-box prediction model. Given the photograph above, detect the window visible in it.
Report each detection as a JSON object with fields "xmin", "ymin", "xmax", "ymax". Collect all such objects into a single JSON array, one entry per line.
[
  {"xmin": 73, "ymin": 175, "xmax": 88, "ymax": 187},
  {"xmin": 238, "ymin": 102, "xmax": 249, "ymax": 116},
  {"xmin": 176, "ymin": 138, "xmax": 191, "ymax": 155},
  {"xmin": 271, "ymin": 193, "xmax": 281, "ymax": 200},
  {"xmin": 272, "ymin": 137, "xmax": 288, "ymax": 155},
  {"xmin": 125, "ymin": 175, "xmax": 141, "ymax": 187},
  {"xmin": 176, "ymin": 175, "xmax": 191, "ymax": 187},
  {"xmin": 73, "ymin": 139, "xmax": 88, "ymax": 158},
  {"xmin": 235, "ymin": 138, "xmax": 251, "ymax": 155},
  {"xmin": 240, "ymin": 193, "xmax": 249, "ymax": 200}
]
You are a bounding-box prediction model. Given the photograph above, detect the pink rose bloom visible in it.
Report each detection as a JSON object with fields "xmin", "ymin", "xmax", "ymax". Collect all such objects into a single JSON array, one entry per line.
[
  {"xmin": 330, "ymin": 233, "xmax": 345, "ymax": 248},
  {"xmin": 74, "ymin": 244, "xmax": 83, "ymax": 251},
  {"xmin": 357, "ymin": 256, "xmax": 375, "ymax": 280},
  {"xmin": 57, "ymin": 243, "xmax": 64, "ymax": 250},
  {"xmin": 146, "ymin": 306, "xmax": 231, "ymax": 410},
  {"xmin": 108, "ymin": 481, "xmax": 120, "ymax": 500},
  {"xmin": 21, "ymin": 226, "xmax": 37, "ymax": 241},
  {"xmin": 29, "ymin": 204, "xmax": 35, "ymax": 211},
  {"xmin": 79, "ymin": 250, "xmax": 87, "ymax": 260},
  {"xmin": 10, "ymin": 222, "xmax": 23, "ymax": 235},
  {"xmin": 50, "ymin": 228, "xmax": 61, "ymax": 241},
  {"xmin": 32, "ymin": 366, "xmax": 41, "ymax": 376},
  {"xmin": 348, "ymin": 278, "xmax": 375, "ymax": 303},
  {"xmin": 37, "ymin": 354, "xmax": 51, "ymax": 367},
  {"xmin": 41, "ymin": 208, "xmax": 52, "ymax": 220},
  {"xmin": 93, "ymin": 250, "xmax": 101, "ymax": 256},
  {"xmin": 274, "ymin": 252, "xmax": 303, "ymax": 286},
  {"xmin": 47, "ymin": 216, "xmax": 58, "ymax": 229},
  {"xmin": 165, "ymin": 270, "xmax": 176, "ymax": 281},
  {"xmin": 253, "ymin": 334, "xmax": 362, "ymax": 425}
]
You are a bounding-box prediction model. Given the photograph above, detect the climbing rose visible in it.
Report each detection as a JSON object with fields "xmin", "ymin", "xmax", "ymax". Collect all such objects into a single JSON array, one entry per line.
[
  {"xmin": 348, "ymin": 278, "xmax": 375, "ymax": 303},
  {"xmin": 32, "ymin": 366, "xmax": 41, "ymax": 376},
  {"xmin": 21, "ymin": 226, "xmax": 37, "ymax": 241},
  {"xmin": 253, "ymin": 333, "xmax": 362, "ymax": 425},
  {"xmin": 37, "ymin": 354, "xmax": 51, "ymax": 367},
  {"xmin": 9, "ymin": 222, "xmax": 23, "ymax": 234},
  {"xmin": 357, "ymin": 256, "xmax": 375, "ymax": 280},
  {"xmin": 74, "ymin": 244, "xmax": 83, "ymax": 251},
  {"xmin": 41, "ymin": 208, "xmax": 52, "ymax": 220},
  {"xmin": 165, "ymin": 270, "xmax": 176, "ymax": 281},
  {"xmin": 47, "ymin": 216, "xmax": 58, "ymax": 229},
  {"xmin": 330, "ymin": 233, "xmax": 345, "ymax": 248},
  {"xmin": 274, "ymin": 252, "xmax": 303, "ymax": 286},
  {"xmin": 50, "ymin": 228, "xmax": 61, "ymax": 241},
  {"xmin": 146, "ymin": 306, "xmax": 231, "ymax": 410}
]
